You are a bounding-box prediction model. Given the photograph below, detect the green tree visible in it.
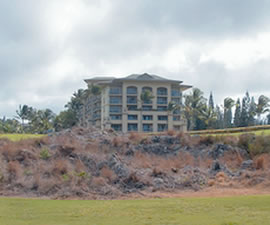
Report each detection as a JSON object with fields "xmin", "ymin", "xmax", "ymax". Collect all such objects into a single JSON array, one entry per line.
[
  {"xmin": 223, "ymin": 97, "xmax": 235, "ymax": 128},
  {"xmin": 248, "ymin": 96, "xmax": 256, "ymax": 126},
  {"xmin": 15, "ymin": 105, "xmax": 29, "ymax": 132},
  {"xmin": 256, "ymin": 95, "xmax": 270, "ymax": 124},
  {"xmin": 208, "ymin": 92, "xmax": 214, "ymax": 111},
  {"xmin": 184, "ymin": 88, "xmax": 207, "ymax": 130},
  {"xmin": 233, "ymin": 98, "xmax": 241, "ymax": 127},
  {"xmin": 53, "ymin": 110, "xmax": 77, "ymax": 131},
  {"xmin": 30, "ymin": 109, "xmax": 55, "ymax": 133},
  {"xmin": 240, "ymin": 92, "xmax": 251, "ymax": 127}
]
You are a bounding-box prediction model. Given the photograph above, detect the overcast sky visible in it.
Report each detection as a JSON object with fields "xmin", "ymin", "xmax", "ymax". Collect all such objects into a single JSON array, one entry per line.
[{"xmin": 1, "ymin": 0, "xmax": 270, "ymax": 117}]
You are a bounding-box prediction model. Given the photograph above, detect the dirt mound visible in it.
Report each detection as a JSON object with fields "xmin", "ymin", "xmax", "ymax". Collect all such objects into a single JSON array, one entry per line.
[{"xmin": 0, "ymin": 127, "xmax": 269, "ymax": 199}]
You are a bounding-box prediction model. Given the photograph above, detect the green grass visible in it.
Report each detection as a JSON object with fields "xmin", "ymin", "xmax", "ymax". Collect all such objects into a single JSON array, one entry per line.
[
  {"xmin": 1, "ymin": 195, "xmax": 270, "ymax": 225},
  {"xmin": 0, "ymin": 133, "xmax": 45, "ymax": 141},
  {"xmin": 188, "ymin": 125, "xmax": 270, "ymax": 137}
]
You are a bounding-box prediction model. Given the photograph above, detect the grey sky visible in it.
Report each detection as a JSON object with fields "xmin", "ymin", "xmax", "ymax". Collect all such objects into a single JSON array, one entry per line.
[{"xmin": 1, "ymin": 0, "xmax": 270, "ymax": 117}]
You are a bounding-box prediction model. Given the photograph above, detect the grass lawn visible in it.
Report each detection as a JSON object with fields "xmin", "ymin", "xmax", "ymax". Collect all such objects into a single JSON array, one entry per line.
[
  {"xmin": 1, "ymin": 195, "xmax": 270, "ymax": 225},
  {"xmin": 0, "ymin": 133, "xmax": 45, "ymax": 141}
]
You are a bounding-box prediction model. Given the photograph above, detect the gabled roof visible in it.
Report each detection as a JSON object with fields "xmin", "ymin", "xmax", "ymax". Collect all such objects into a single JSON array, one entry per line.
[
  {"xmin": 116, "ymin": 73, "xmax": 183, "ymax": 83},
  {"xmin": 84, "ymin": 73, "xmax": 191, "ymax": 89}
]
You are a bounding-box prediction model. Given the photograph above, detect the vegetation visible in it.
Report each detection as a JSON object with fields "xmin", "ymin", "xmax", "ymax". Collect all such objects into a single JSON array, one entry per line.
[
  {"xmin": 183, "ymin": 89, "xmax": 270, "ymax": 130},
  {"xmin": 1, "ymin": 196, "xmax": 270, "ymax": 225},
  {"xmin": 2, "ymin": 85, "xmax": 270, "ymax": 134},
  {"xmin": 0, "ymin": 133, "xmax": 44, "ymax": 141}
]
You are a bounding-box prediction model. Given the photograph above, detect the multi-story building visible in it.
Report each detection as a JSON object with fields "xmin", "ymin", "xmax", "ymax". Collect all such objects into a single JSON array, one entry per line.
[{"xmin": 80, "ymin": 73, "xmax": 191, "ymax": 132}]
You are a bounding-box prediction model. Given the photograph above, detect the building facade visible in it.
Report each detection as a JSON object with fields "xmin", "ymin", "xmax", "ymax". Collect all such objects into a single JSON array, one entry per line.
[{"xmin": 80, "ymin": 73, "xmax": 191, "ymax": 132}]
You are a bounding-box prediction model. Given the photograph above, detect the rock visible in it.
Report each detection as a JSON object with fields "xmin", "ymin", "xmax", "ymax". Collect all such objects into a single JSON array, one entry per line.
[
  {"xmin": 241, "ymin": 160, "xmax": 254, "ymax": 170},
  {"xmin": 153, "ymin": 178, "xmax": 164, "ymax": 189}
]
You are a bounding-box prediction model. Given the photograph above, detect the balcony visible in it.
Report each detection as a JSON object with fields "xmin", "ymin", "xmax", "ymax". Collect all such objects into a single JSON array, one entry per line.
[
  {"xmin": 110, "ymin": 96, "xmax": 122, "ymax": 104},
  {"xmin": 109, "ymin": 87, "xmax": 122, "ymax": 95},
  {"xmin": 128, "ymin": 115, "xmax": 138, "ymax": 120},
  {"xmin": 157, "ymin": 97, "xmax": 167, "ymax": 105},
  {"xmin": 128, "ymin": 123, "xmax": 138, "ymax": 131},
  {"xmin": 110, "ymin": 106, "xmax": 122, "ymax": 113},
  {"xmin": 143, "ymin": 124, "xmax": 153, "ymax": 132},
  {"xmin": 171, "ymin": 90, "xmax": 182, "ymax": 97},
  {"xmin": 157, "ymin": 87, "xmax": 168, "ymax": 96},
  {"xmin": 127, "ymin": 87, "xmax": 137, "ymax": 95},
  {"xmin": 127, "ymin": 96, "xmax": 137, "ymax": 104}
]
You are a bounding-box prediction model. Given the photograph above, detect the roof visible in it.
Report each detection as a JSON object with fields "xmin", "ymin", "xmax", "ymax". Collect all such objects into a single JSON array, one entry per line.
[
  {"xmin": 116, "ymin": 73, "xmax": 183, "ymax": 83},
  {"xmin": 84, "ymin": 73, "xmax": 191, "ymax": 90}
]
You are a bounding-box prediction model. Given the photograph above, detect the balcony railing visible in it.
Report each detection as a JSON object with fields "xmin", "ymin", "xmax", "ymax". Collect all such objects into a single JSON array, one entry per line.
[
  {"xmin": 109, "ymin": 88, "xmax": 122, "ymax": 95},
  {"xmin": 110, "ymin": 99, "xmax": 122, "ymax": 104}
]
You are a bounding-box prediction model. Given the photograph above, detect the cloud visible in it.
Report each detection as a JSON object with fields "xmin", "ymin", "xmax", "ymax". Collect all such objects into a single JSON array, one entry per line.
[{"xmin": 1, "ymin": 0, "xmax": 270, "ymax": 117}]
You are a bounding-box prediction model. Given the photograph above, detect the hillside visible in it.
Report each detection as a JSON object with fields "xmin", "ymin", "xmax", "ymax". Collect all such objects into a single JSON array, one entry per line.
[{"xmin": 0, "ymin": 127, "xmax": 270, "ymax": 199}]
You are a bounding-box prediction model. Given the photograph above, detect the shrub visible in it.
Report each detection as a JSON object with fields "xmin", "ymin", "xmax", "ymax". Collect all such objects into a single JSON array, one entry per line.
[
  {"xmin": 255, "ymin": 156, "xmax": 265, "ymax": 170},
  {"xmin": 238, "ymin": 134, "xmax": 255, "ymax": 151},
  {"xmin": 167, "ymin": 130, "xmax": 176, "ymax": 136},
  {"xmin": 100, "ymin": 166, "xmax": 117, "ymax": 182},
  {"xmin": 40, "ymin": 148, "xmax": 51, "ymax": 160}
]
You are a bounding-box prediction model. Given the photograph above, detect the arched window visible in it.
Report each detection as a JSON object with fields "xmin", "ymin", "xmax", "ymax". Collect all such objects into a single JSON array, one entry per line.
[
  {"xmin": 157, "ymin": 87, "xmax": 167, "ymax": 95},
  {"xmin": 127, "ymin": 86, "xmax": 137, "ymax": 95},
  {"xmin": 142, "ymin": 87, "xmax": 152, "ymax": 93}
]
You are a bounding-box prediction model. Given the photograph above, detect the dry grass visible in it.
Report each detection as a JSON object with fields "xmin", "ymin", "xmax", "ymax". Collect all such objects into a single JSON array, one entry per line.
[{"xmin": 100, "ymin": 166, "xmax": 117, "ymax": 182}]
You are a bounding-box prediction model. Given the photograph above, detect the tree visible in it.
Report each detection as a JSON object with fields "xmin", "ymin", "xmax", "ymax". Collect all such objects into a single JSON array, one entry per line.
[
  {"xmin": 198, "ymin": 104, "xmax": 217, "ymax": 129},
  {"xmin": 15, "ymin": 105, "xmax": 29, "ymax": 132},
  {"xmin": 53, "ymin": 110, "xmax": 77, "ymax": 131},
  {"xmin": 248, "ymin": 96, "xmax": 256, "ymax": 126},
  {"xmin": 215, "ymin": 105, "xmax": 224, "ymax": 129},
  {"xmin": 256, "ymin": 95, "xmax": 270, "ymax": 124},
  {"xmin": 30, "ymin": 109, "xmax": 55, "ymax": 133},
  {"xmin": 184, "ymin": 88, "xmax": 207, "ymax": 130},
  {"xmin": 240, "ymin": 92, "xmax": 251, "ymax": 127},
  {"xmin": 208, "ymin": 92, "xmax": 214, "ymax": 110},
  {"xmin": 234, "ymin": 98, "xmax": 241, "ymax": 127},
  {"xmin": 223, "ymin": 97, "xmax": 235, "ymax": 128},
  {"xmin": 65, "ymin": 89, "xmax": 85, "ymax": 124}
]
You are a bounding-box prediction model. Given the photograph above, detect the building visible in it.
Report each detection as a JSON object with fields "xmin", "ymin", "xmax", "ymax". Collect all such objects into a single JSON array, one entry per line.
[{"xmin": 80, "ymin": 73, "xmax": 191, "ymax": 132}]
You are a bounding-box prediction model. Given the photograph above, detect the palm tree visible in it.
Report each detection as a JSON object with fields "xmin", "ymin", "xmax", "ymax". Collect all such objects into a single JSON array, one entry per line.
[
  {"xmin": 184, "ymin": 88, "xmax": 206, "ymax": 130},
  {"xmin": 15, "ymin": 105, "xmax": 29, "ymax": 132},
  {"xmin": 223, "ymin": 97, "xmax": 235, "ymax": 128},
  {"xmin": 256, "ymin": 95, "xmax": 270, "ymax": 123},
  {"xmin": 198, "ymin": 104, "xmax": 217, "ymax": 129}
]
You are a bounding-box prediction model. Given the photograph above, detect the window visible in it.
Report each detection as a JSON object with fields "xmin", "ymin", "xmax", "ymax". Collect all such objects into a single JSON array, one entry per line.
[
  {"xmin": 158, "ymin": 124, "xmax": 168, "ymax": 132},
  {"xmin": 128, "ymin": 105, "xmax": 137, "ymax": 111},
  {"xmin": 173, "ymin": 125, "xmax": 181, "ymax": 131},
  {"xmin": 171, "ymin": 89, "xmax": 181, "ymax": 97},
  {"xmin": 173, "ymin": 116, "xmax": 181, "ymax": 121},
  {"xmin": 128, "ymin": 115, "xmax": 138, "ymax": 120},
  {"xmin": 173, "ymin": 109, "xmax": 181, "ymax": 115},
  {"xmin": 143, "ymin": 124, "xmax": 153, "ymax": 132},
  {"xmin": 157, "ymin": 106, "xmax": 167, "ymax": 111},
  {"xmin": 157, "ymin": 87, "xmax": 167, "ymax": 95},
  {"xmin": 158, "ymin": 115, "xmax": 168, "ymax": 121},
  {"xmin": 127, "ymin": 86, "xmax": 137, "ymax": 95},
  {"xmin": 110, "ymin": 114, "xmax": 122, "ymax": 120},
  {"xmin": 109, "ymin": 87, "xmax": 122, "ymax": 95},
  {"xmin": 110, "ymin": 96, "xmax": 122, "ymax": 104},
  {"xmin": 142, "ymin": 105, "xmax": 152, "ymax": 111},
  {"xmin": 110, "ymin": 106, "xmax": 122, "ymax": 113},
  {"xmin": 111, "ymin": 124, "xmax": 122, "ymax": 131},
  {"xmin": 127, "ymin": 96, "xmax": 137, "ymax": 104},
  {"xmin": 143, "ymin": 115, "xmax": 153, "ymax": 120},
  {"xmin": 157, "ymin": 97, "xmax": 167, "ymax": 104},
  {"xmin": 142, "ymin": 87, "xmax": 152, "ymax": 93},
  {"xmin": 171, "ymin": 98, "xmax": 181, "ymax": 105},
  {"xmin": 128, "ymin": 123, "xmax": 138, "ymax": 131}
]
